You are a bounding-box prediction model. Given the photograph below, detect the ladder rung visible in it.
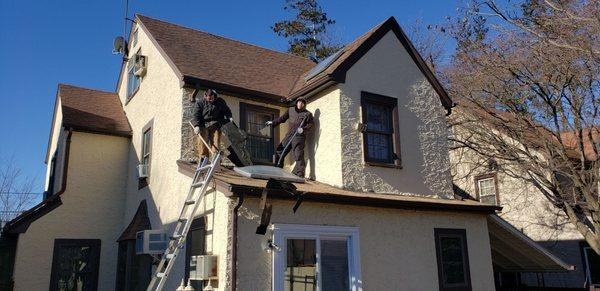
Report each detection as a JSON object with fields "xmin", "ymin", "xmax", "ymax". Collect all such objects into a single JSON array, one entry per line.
[
  {"xmin": 184, "ymin": 200, "xmax": 195, "ymax": 205},
  {"xmin": 156, "ymin": 273, "xmax": 165, "ymax": 278},
  {"xmin": 178, "ymin": 218, "xmax": 188, "ymax": 223},
  {"xmin": 191, "ymin": 181, "xmax": 205, "ymax": 188},
  {"xmin": 166, "ymin": 253, "xmax": 175, "ymax": 260},
  {"xmin": 170, "ymin": 234, "xmax": 183, "ymax": 240},
  {"xmin": 196, "ymin": 164, "xmax": 212, "ymax": 173}
]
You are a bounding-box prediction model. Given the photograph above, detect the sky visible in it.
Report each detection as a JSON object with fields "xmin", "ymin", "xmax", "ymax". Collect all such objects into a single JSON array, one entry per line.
[{"xmin": 0, "ymin": 0, "xmax": 462, "ymax": 200}]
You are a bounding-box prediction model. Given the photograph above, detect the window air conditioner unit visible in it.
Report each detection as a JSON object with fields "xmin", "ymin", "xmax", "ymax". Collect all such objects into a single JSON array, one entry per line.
[
  {"xmin": 189, "ymin": 255, "xmax": 218, "ymax": 280},
  {"xmin": 137, "ymin": 164, "xmax": 149, "ymax": 178},
  {"xmin": 136, "ymin": 230, "xmax": 167, "ymax": 255},
  {"xmin": 134, "ymin": 54, "xmax": 147, "ymax": 77}
]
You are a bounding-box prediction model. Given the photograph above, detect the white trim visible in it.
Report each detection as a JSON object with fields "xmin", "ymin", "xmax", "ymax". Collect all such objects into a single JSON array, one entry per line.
[
  {"xmin": 271, "ymin": 224, "xmax": 362, "ymax": 291},
  {"xmin": 488, "ymin": 215, "xmax": 574, "ymax": 271}
]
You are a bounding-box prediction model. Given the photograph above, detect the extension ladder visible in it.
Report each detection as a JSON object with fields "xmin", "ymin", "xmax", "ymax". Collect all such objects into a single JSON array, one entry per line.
[{"xmin": 146, "ymin": 151, "xmax": 222, "ymax": 291}]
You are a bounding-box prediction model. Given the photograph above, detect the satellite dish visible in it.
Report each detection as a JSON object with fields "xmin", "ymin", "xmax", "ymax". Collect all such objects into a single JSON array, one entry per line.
[{"xmin": 112, "ymin": 36, "xmax": 127, "ymax": 55}]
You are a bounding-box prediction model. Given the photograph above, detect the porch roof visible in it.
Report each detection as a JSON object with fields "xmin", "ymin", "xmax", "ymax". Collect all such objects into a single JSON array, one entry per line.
[
  {"xmin": 487, "ymin": 214, "xmax": 575, "ymax": 272},
  {"xmin": 177, "ymin": 160, "xmax": 499, "ymax": 213}
]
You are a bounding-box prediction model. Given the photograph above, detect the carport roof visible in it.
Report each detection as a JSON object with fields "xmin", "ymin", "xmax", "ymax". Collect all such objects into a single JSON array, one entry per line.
[{"xmin": 488, "ymin": 214, "xmax": 575, "ymax": 272}]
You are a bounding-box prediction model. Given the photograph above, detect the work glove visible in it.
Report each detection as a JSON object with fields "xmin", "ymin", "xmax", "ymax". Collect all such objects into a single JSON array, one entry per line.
[
  {"xmin": 193, "ymin": 126, "xmax": 201, "ymax": 135},
  {"xmin": 229, "ymin": 117, "xmax": 234, "ymax": 122},
  {"xmin": 265, "ymin": 121, "xmax": 273, "ymax": 126},
  {"xmin": 296, "ymin": 127, "xmax": 304, "ymax": 134}
]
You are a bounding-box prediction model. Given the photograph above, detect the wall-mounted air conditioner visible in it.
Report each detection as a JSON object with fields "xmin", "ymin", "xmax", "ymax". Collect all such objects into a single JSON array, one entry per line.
[
  {"xmin": 136, "ymin": 230, "xmax": 167, "ymax": 255},
  {"xmin": 134, "ymin": 54, "xmax": 147, "ymax": 77},
  {"xmin": 137, "ymin": 164, "xmax": 149, "ymax": 178},
  {"xmin": 189, "ymin": 255, "xmax": 218, "ymax": 280}
]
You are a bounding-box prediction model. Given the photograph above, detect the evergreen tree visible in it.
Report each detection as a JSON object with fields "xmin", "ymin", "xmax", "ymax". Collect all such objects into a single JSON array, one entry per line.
[{"xmin": 272, "ymin": 0, "xmax": 341, "ymax": 62}]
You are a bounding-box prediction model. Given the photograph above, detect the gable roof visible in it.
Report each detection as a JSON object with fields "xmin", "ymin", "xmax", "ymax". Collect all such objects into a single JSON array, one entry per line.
[
  {"xmin": 117, "ymin": 200, "xmax": 151, "ymax": 241},
  {"xmin": 59, "ymin": 84, "xmax": 132, "ymax": 137},
  {"xmin": 136, "ymin": 15, "xmax": 453, "ymax": 111},
  {"xmin": 289, "ymin": 16, "xmax": 454, "ymax": 111},
  {"xmin": 136, "ymin": 14, "xmax": 316, "ymax": 103}
]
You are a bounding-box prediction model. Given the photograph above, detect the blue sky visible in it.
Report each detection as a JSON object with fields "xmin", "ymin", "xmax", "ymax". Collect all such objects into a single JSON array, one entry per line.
[{"xmin": 0, "ymin": 0, "xmax": 461, "ymax": 199}]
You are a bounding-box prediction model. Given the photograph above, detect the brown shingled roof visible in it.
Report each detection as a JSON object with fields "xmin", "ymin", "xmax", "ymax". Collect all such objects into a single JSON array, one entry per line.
[
  {"xmin": 289, "ymin": 17, "xmax": 454, "ymax": 111},
  {"xmin": 59, "ymin": 84, "xmax": 131, "ymax": 137},
  {"xmin": 136, "ymin": 14, "xmax": 316, "ymax": 102},
  {"xmin": 136, "ymin": 15, "xmax": 453, "ymax": 110}
]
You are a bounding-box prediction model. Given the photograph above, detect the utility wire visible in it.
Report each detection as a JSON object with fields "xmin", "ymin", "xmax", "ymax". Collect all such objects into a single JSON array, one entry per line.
[{"xmin": 0, "ymin": 192, "xmax": 43, "ymax": 195}]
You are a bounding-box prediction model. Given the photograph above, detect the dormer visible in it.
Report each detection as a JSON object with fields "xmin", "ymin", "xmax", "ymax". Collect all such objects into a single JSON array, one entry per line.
[{"xmin": 294, "ymin": 17, "xmax": 455, "ymax": 198}]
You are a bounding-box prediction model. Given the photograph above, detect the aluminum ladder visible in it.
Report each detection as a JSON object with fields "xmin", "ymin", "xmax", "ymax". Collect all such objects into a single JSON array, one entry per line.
[{"xmin": 146, "ymin": 150, "xmax": 221, "ymax": 291}]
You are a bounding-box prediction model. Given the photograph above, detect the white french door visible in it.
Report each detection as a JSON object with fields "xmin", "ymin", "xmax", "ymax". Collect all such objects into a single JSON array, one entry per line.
[{"xmin": 272, "ymin": 224, "xmax": 362, "ymax": 291}]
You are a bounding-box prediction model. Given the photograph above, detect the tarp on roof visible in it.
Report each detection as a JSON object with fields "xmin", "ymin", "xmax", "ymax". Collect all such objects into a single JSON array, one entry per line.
[{"xmin": 488, "ymin": 215, "xmax": 574, "ymax": 272}]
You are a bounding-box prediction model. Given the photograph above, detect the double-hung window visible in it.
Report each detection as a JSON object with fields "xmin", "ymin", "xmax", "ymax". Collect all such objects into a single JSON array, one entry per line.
[
  {"xmin": 434, "ymin": 228, "xmax": 472, "ymax": 291},
  {"xmin": 127, "ymin": 49, "xmax": 142, "ymax": 100},
  {"xmin": 475, "ymin": 174, "xmax": 499, "ymax": 205},
  {"xmin": 272, "ymin": 224, "xmax": 361, "ymax": 291},
  {"xmin": 360, "ymin": 92, "xmax": 401, "ymax": 167},
  {"xmin": 139, "ymin": 121, "xmax": 152, "ymax": 189},
  {"xmin": 240, "ymin": 103, "xmax": 279, "ymax": 164}
]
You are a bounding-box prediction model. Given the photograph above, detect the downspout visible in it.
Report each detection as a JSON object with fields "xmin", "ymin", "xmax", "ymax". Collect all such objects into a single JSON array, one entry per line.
[
  {"xmin": 54, "ymin": 128, "xmax": 74, "ymax": 196},
  {"xmin": 230, "ymin": 193, "xmax": 244, "ymax": 291}
]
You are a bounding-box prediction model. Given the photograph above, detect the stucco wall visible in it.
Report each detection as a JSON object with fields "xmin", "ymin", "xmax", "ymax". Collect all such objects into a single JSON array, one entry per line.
[
  {"xmin": 304, "ymin": 86, "xmax": 344, "ymax": 186},
  {"xmin": 12, "ymin": 132, "xmax": 129, "ymax": 290},
  {"xmin": 338, "ymin": 31, "xmax": 453, "ymax": 198},
  {"xmin": 235, "ymin": 198, "xmax": 495, "ymax": 291},
  {"xmin": 450, "ymin": 113, "xmax": 584, "ymax": 287},
  {"xmin": 116, "ymin": 22, "xmax": 236, "ymax": 290}
]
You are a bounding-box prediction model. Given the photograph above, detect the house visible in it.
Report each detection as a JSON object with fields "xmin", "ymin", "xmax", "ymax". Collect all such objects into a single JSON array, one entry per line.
[
  {"xmin": 1, "ymin": 14, "xmax": 573, "ymax": 291},
  {"xmin": 450, "ymin": 104, "xmax": 595, "ymax": 290}
]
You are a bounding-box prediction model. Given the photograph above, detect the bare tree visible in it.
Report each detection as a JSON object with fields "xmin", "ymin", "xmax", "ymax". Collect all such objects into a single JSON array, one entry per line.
[
  {"xmin": 0, "ymin": 156, "xmax": 39, "ymax": 229},
  {"xmin": 440, "ymin": 0, "xmax": 600, "ymax": 253}
]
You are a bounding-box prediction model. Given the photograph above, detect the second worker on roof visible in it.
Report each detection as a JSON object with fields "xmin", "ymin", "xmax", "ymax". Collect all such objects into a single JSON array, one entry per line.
[{"xmin": 266, "ymin": 97, "xmax": 314, "ymax": 178}]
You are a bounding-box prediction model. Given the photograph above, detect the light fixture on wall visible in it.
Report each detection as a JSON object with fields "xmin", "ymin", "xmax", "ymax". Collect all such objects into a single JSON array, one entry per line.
[{"xmin": 261, "ymin": 238, "xmax": 281, "ymax": 253}]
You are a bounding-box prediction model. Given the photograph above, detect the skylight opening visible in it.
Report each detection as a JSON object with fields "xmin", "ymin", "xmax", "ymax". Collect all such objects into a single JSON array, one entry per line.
[{"xmin": 304, "ymin": 49, "xmax": 344, "ymax": 82}]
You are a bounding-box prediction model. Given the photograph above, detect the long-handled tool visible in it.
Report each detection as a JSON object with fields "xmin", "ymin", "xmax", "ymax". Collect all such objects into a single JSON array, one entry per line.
[{"xmin": 276, "ymin": 115, "xmax": 309, "ymax": 167}]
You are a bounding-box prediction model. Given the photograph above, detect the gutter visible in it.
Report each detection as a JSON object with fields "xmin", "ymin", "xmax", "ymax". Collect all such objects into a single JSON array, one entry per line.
[
  {"xmin": 2, "ymin": 128, "xmax": 73, "ymax": 234},
  {"xmin": 230, "ymin": 194, "xmax": 244, "ymax": 291}
]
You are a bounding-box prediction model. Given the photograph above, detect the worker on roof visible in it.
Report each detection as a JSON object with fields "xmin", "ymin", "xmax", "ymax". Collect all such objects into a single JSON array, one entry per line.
[
  {"xmin": 266, "ymin": 97, "xmax": 314, "ymax": 178},
  {"xmin": 191, "ymin": 89, "xmax": 232, "ymax": 159}
]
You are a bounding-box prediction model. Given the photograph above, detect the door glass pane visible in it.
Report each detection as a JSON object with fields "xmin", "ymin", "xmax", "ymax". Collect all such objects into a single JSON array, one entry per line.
[
  {"xmin": 440, "ymin": 236, "xmax": 467, "ymax": 285},
  {"xmin": 246, "ymin": 110, "xmax": 274, "ymax": 163},
  {"xmin": 285, "ymin": 239, "xmax": 316, "ymax": 291},
  {"xmin": 52, "ymin": 246, "xmax": 95, "ymax": 290},
  {"xmin": 321, "ymin": 239, "xmax": 349, "ymax": 291}
]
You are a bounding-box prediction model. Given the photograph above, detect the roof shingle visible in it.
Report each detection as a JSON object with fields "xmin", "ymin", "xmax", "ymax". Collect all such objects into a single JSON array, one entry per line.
[
  {"xmin": 59, "ymin": 84, "xmax": 131, "ymax": 137},
  {"xmin": 136, "ymin": 14, "xmax": 316, "ymax": 102}
]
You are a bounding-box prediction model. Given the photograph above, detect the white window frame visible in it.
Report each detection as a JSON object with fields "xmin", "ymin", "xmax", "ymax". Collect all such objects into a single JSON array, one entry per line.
[
  {"xmin": 477, "ymin": 177, "xmax": 497, "ymax": 205},
  {"xmin": 271, "ymin": 224, "xmax": 362, "ymax": 291}
]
